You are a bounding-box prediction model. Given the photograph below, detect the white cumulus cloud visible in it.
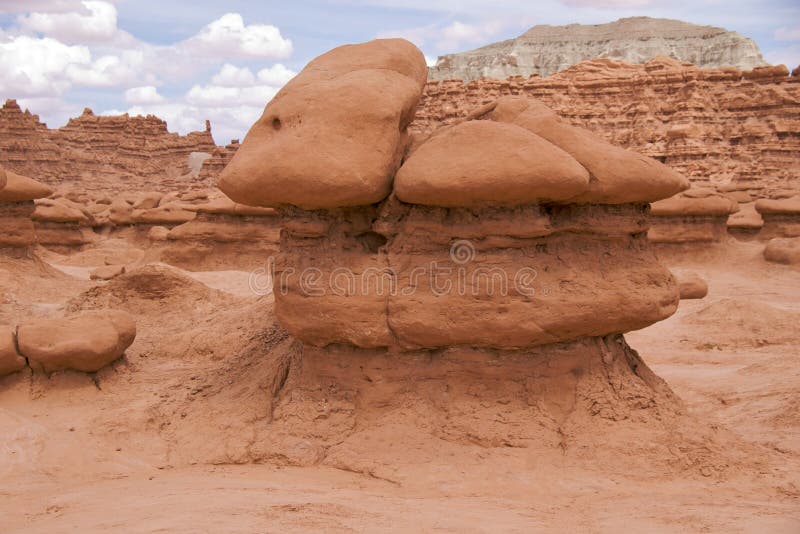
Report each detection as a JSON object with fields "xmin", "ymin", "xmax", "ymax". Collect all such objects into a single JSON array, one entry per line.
[
  {"xmin": 124, "ymin": 86, "xmax": 165, "ymax": 105},
  {"xmin": 182, "ymin": 13, "xmax": 292, "ymax": 59},
  {"xmin": 17, "ymin": 0, "xmax": 120, "ymax": 43}
]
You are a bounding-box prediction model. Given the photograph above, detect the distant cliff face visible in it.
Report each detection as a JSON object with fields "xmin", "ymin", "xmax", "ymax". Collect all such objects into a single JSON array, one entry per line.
[
  {"xmin": 0, "ymin": 100, "xmax": 217, "ymax": 194},
  {"xmin": 429, "ymin": 17, "xmax": 768, "ymax": 81}
]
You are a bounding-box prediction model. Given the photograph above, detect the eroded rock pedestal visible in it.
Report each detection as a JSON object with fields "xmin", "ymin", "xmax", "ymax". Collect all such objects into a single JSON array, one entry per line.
[{"xmin": 217, "ymin": 38, "xmax": 701, "ymax": 467}]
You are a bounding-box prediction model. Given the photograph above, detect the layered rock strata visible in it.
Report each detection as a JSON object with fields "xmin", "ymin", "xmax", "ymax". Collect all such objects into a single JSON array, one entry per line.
[
  {"xmin": 160, "ymin": 192, "xmax": 281, "ymax": 271},
  {"xmin": 429, "ymin": 17, "xmax": 767, "ymax": 81},
  {"xmin": 0, "ymin": 101, "xmax": 217, "ymax": 194},
  {"xmin": 649, "ymin": 188, "xmax": 739, "ymax": 244}
]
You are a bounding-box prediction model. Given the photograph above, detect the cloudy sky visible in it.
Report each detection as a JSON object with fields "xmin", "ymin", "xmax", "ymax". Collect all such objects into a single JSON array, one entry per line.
[{"xmin": 0, "ymin": 0, "xmax": 797, "ymax": 144}]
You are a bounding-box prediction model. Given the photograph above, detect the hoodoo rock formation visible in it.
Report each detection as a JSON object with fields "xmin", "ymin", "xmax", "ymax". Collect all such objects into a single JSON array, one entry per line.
[
  {"xmin": 429, "ymin": 17, "xmax": 767, "ymax": 81},
  {"xmin": 222, "ymin": 38, "xmax": 687, "ymax": 350},
  {"xmin": 415, "ymin": 57, "xmax": 800, "ymax": 199},
  {"xmin": 213, "ymin": 38, "xmax": 737, "ymax": 472},
  {"xmin": 0, "ymin": 100, "xmax": 216, "ymax": 194},
  {"xmin": 755, "ymin": 196, "xmax": 800, "ymax": 238},
  {"xmin": 219, "ymin": 38, "xmax": 428, "ymax": 209},
  {"xmin": 649, "ymin": 188, "xmax": 739, "ymax": 244},
  {"xmin": 0, "ymin": 165, "xmax": 53, "ymax": 249}
]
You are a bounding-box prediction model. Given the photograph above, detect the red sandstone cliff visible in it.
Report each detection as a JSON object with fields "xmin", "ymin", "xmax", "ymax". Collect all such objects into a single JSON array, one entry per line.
[{"xmin": 0, "ymin": 100, "xmax": 217, "ymax": 194}]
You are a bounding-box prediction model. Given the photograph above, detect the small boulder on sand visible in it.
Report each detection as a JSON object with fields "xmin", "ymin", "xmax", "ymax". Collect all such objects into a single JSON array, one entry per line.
[
  {"xmin": 90, "ymin": 264, "xmax": 126, "ymax": 280},
  {"xmin": 763, "ymin": 237, "xmax": 800, "ymax": 265},
  {"xmin": 674, "ymin": 271, "xmax": 709, "ymax": 299},
  {"xmin": 17, "ymin": 310, "xmax": 136, "ymax": 373}
]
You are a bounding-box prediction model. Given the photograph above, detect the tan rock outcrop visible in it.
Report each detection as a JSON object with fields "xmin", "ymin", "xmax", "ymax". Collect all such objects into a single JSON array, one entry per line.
[
  {"xmin": 17, "ymin": 310, "xmax": 136, "ymax": 373},
  {"xmin": 219, "ymin": 38, "xmax": 427, "ymax": 209}
]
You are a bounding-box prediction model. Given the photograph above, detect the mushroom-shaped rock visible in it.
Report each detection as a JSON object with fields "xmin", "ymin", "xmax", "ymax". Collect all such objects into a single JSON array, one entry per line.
[
  {"xmin": 219, "ymin": 38, "xmax": 427, "ymax": 209},
  {"xmin": 0, "ymin": 170, "xmax": 53, "ymax": 202},
  {"xmin": 488, "ymin": 97, "xmax": 689, "ymax": 203},
  {"xmin": 17, "ymin": 310, "xmax": 136, "ymax": 373},
  {"xmin": 395, "ymin": 120, "xmax": 590, "ymax": 207},
  {"xmin": 754, "ymin": 196, "xmax": 800, "ymax": 238},
  {"xmin": 0, "ymin": 326, "xmax": 26, "ymax": 377}
]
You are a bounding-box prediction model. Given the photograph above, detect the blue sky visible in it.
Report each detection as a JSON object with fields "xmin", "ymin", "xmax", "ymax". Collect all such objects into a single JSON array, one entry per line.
[{"xmin": 1, "ymin": 0, "xmax": 798, "ymax": 144}]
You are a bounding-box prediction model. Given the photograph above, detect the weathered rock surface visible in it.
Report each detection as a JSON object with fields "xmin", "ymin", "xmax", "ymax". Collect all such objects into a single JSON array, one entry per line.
[
  {"xmin": 219, "ymin": 39, "xmax": 427, "ymax": 209},
  {"xmin": 487, "ymin": 97, "xmax": 689, "ymax": 203},
  {"xmin": 17, "ymin": 310, "xmax": 136, "ymax": 373},
  {"xmin": 415, "ymin": 57, "xmax": 800, "ymax": 199},
  {"xmin": 763, "ymin": 237, "xmax": 800, "ymax": 265},
  {"xmin": 0, "ymin": 101, "xmax": 217, "ymax": 194},
  {"xmin": 0, "ymin": 169, "xmax": 53, "ymax": 202},
  {"xmin": 395, "ymin": 120, "xmax": 590, "ymax": 206},
  {"xmin": 0, "ymin": 325, "xmax": 25, "ymax": 377},
  {"xmin": 429, "ymin": 17, "xmax": 767, "ymax": 81}
]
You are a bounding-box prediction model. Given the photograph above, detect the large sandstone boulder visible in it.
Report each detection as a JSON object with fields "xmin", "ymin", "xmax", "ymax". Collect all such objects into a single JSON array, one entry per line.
[
  {"xmin": 488, "ymin": 97, "xmax": 689, "ymax": 203},
  {"xmin": 17, "ymin": 310, "xmax": 136, "ymax": 373},
  {"xmin": 395, "ymin": 120, "xmax": 590, "ymax": 206},
  {"xmin": 229, "ymin": 40, "xmax": 686, "ymax": 351},
  {"xmin": 0, "ymin": 170, "xmax": 53, "ymax": 202},
  {"xmin": 0, "ymin": 164, "xmax": 6, "ymax": 191},
  {"xmin": 219, "ymin": 39, "xmax": 427, "ymax": 209}
]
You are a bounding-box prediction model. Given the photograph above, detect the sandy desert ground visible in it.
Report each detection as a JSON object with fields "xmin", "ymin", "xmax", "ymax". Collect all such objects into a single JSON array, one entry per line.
[{"xmin": 0, "ymin": 237, "xmax": 797, "ymax": 533}]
